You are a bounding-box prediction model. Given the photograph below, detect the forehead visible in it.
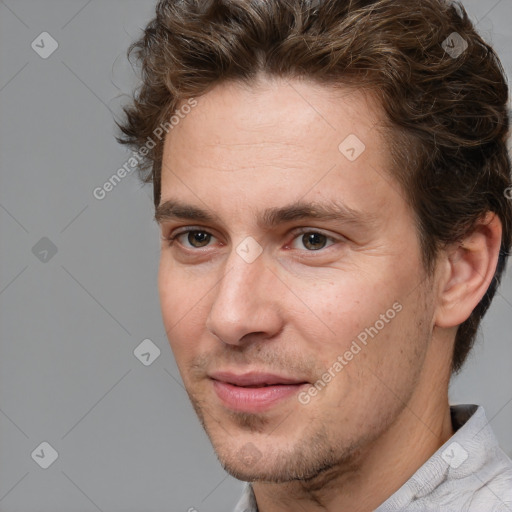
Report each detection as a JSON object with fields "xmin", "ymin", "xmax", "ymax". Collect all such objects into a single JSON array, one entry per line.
[
  {"xmin": 165, "ymin": 77, "xmax": 386, "ymax": 156},
  {"xmin": 159, "ymin": 77, "xmax": 401, "ymax": 225}
]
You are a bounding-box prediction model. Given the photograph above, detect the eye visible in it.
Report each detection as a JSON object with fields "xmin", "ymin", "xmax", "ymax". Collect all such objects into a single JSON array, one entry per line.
[
  {"xmin": 163, "ymin": 228, "xmax": 340, "ymax": 252},
  {"xmin": 289, "ymin": 230, "xmax": 337, "ymax": 251},
  {"xmin": 164, "ymin": 229, "xmax": 216, "ymax": 249}
]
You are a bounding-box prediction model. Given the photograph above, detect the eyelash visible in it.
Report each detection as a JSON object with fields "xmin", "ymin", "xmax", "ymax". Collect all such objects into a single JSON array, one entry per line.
[{"xmin": 161, "ymin": 227, "xmax": 341, "ymax": 252}]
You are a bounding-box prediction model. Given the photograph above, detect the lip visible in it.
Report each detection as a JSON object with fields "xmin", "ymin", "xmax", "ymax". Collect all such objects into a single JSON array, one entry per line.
[
  {"xmin": 209, "ymin": 371, "xmax": 309, "ymax": 413},
  {"xmin": 210, "ymin": 371, "xmax": 307, "ymax": 387}
]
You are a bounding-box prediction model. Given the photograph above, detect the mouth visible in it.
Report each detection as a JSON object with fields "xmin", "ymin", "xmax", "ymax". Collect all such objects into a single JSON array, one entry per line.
[{"xmin": 208, "ymin": 371, "xmax": 310, "ymax": 413}]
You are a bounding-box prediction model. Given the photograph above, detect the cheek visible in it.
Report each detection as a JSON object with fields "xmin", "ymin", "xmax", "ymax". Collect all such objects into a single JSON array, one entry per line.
[
  {"xmin": 158, "ymin": 263, "xmax": 208, "ymax": 358},
  {"xmin": 293, "ymin": 273, "xmax": 394, "ymax": 351},
  {"xmin": 292, "ymin": 267, "xmax": 422, "ymax": 401}
]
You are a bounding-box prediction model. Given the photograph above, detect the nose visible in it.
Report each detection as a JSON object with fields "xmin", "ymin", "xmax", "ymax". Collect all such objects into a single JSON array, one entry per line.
[{"xmin": 205, "ymin": 245, "xmax": 283, "ymax": 346}]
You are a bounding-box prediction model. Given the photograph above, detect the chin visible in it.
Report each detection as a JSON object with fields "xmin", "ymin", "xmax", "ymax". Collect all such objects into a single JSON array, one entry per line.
[
  {"xmin": 219, "ymin": 456, "xmax": 342, "ymax": 484},
  {"xmin": 212, "ymin": 439, "xmax": 341, "ymax": 484},
  {"xmin": 218, "ymin": 459, "xmax": 297, "ymax": 483}
]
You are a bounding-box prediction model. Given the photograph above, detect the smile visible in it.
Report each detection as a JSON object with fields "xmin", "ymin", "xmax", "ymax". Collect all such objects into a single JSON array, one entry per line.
[{"xmin": 209, "ymin": 371, "xmax": 310, "ymax": 413}]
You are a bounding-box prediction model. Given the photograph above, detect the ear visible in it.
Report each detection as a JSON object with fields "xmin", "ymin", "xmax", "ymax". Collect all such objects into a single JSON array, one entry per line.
[{"xmin": 434, "ymin": 212, "xmax": 502, "ymax": 328}]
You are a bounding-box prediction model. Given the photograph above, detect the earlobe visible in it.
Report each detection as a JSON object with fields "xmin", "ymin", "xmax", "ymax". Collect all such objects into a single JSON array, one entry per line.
[{"xmin": 434, "ymin": 212, "xmax": 502, "ymax": 329}]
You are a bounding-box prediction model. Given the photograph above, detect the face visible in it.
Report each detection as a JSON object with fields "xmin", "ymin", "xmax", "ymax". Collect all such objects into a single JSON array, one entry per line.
[{"xmin": 157, "ymin": 76, "xmax": 438, "ymax": 482}]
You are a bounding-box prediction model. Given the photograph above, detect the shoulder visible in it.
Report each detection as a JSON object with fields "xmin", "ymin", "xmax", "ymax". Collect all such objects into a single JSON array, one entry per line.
[
  {"xmin": 432, "ymin": 405, "xmax": 512, "ymax": 510},
  {"xmin": 377, "ymin": 405, "xmax": 512, "ymax": 511},
  {"xmin": 435, "ymin": 452, "xmax": 512, "ymax": 510}
]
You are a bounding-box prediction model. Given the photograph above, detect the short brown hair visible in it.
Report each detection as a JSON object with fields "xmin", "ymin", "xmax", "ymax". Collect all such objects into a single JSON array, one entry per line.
[{"xmin": 117, "ymin": 0, "xmax": 512, "ymax": 373}]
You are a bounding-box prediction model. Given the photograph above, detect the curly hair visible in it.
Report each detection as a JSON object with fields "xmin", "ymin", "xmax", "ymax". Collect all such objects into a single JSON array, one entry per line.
[{"xmin": 116, "ymin": 0, "xmax": 512, "ymax": 374}]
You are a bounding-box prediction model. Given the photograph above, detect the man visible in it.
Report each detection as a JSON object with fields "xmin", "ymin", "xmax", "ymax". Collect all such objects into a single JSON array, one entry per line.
[{"xmin": 117, "ymin": 0, "xmax": 512, "ymax": 510}]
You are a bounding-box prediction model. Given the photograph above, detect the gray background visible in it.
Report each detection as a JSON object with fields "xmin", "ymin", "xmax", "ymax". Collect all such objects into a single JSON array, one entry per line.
[{"xmin": 0, "ymin": 1, "xmax": 511, "ymax": 511}]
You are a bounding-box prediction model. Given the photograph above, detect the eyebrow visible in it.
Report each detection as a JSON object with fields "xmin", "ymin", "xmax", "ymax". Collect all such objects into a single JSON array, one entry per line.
[{"xmin": 154, "ymin": 199, "xmax": 377, "ymax": 230}]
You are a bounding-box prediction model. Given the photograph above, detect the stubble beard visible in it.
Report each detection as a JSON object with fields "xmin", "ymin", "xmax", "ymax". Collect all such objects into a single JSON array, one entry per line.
[{"xmin": 185, "ymin": 389, "xmax": 379, "ymax": 485}]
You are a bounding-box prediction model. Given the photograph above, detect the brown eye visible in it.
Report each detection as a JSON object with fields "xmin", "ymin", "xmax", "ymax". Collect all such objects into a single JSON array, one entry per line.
[
  {"xmin": 289, "ymin": 231, "xmax": 336, "ymax": 251},
  {"xmin": 186, "ymin": 231, "xmax": 211, "ymax": 248},
  {"xmin": 301, "ymin": 232, "xmax": 329, "ymax": 251}
]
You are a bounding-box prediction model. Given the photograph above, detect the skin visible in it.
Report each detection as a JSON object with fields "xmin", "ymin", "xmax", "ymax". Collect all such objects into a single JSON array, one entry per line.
[{"xmin": 156, "ymin": 75, "xmax": 502, "ymax": 511}]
